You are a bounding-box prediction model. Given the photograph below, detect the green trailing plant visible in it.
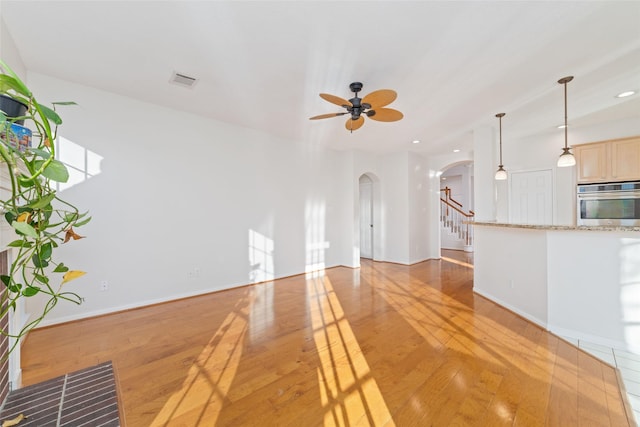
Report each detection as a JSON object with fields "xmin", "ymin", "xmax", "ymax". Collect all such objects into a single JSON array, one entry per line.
[{"xmin": 0, "ymin": 60, "xmax": 89, "ymax": 352}]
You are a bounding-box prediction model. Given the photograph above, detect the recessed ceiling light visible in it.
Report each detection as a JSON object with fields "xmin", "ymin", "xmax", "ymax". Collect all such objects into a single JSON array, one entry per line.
[
  {"xmin": 453, "ymin": 149, "xmax": 460, "ymax": 153},
  {"xmin": 616, "ymin": 90, "xmax": 636, "ymax": 98},
  {"xmin": 441, "ymin": 177, "xmax": 447, "ymax": 180},
  {"xmin": 412, "ymin": 140, "xmax": 420, "ymax": 144}
]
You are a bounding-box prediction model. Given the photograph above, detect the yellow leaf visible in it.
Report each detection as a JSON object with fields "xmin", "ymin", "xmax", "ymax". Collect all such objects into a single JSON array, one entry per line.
[
  {"xmin": 16, "ymin": 212, "xmax": 31, "ymax": 223},
  {"xmin": 2, "ymin": 413, "xmax": 26, "ymax": 427},
  {"xmin": 62, "ymin": 270, "xmax": 86, "ymax": 284}
]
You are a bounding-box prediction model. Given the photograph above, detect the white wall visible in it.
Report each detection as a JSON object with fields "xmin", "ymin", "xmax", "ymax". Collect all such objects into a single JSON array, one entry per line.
[
  {"xmin": 25, "ymin": 72, "xmax": 353, "ymax": 325},
  {"xmin": 408, "ymin": 152, "xmax": 429, "ymax": 263},
  {"xmin": 474, "ymin": 226, "xmax": 549, "ymax": 326},
  {"xmin": 547, "ymin": 231, "xmax": 640, "ymax": 352},
  {"xmin": 473, "ymin": 126, "xmax": 496, "ymax": 221},
  {"xmin": 0, "ymin": 15, "xmax": 25, "ymax": 77}
]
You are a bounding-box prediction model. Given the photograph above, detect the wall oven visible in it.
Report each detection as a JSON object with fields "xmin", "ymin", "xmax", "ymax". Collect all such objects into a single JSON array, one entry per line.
[{"xmin": 577, "ymin": 181, "xmax": 640, "ymax": 226}]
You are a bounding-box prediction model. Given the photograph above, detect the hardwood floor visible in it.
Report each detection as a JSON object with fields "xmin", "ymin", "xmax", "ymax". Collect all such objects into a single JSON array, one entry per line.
[{"xmin": 21, "ymin": 250, "xmax": 633, "ymax": 426}]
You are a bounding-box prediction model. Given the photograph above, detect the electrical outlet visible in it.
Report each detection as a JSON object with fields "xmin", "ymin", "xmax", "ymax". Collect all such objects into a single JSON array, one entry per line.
[
  {"xmin": 100, "ymin": 280, "xmax": 109, "ymax": 291},
  {"xmin": 194, "ymin": 268, "xmax": 200, "ymax": 278}
]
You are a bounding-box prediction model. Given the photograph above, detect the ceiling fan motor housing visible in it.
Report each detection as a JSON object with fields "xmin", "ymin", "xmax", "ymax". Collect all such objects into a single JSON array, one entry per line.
[{"xmin": 349, "ymin": 82, "xmax": 363, "ymax": 93}]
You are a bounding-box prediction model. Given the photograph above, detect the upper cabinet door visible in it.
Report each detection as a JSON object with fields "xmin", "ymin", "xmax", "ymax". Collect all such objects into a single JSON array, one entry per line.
[
  {"xmin": 611, "ymin": 136, "xmax": 640, "ymax": 181},
  {"xmin": 574, "ymin": 136, "xmax": 640, "ymax": 183},
  {"xmin": 575, "ymin": 142, "xmax": 608, "ymax": 183}
]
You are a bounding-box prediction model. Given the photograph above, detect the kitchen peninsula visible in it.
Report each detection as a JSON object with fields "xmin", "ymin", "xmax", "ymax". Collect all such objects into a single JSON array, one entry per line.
[{"xmin": 472, "ymin": 221, "xmax": 640, "ymax": 353}]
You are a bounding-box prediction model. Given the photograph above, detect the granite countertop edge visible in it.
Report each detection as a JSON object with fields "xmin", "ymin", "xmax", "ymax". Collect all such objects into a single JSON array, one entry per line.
[{"xmin": 469, "ymin": 221, "xmax": 640, "ymax": 232}]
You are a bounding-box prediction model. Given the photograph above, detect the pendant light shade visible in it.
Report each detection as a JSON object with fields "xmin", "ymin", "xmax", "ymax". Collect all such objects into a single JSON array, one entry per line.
[
  {"xmin": 495, "ymin": 113, "xmax": 507, "ymax": 180},
  {"xmin": 557, "ymin": 76, "xmax": 576, "ymax": 167}
]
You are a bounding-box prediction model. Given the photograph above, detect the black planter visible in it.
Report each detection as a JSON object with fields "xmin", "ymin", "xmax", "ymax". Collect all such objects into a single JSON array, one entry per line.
[{"xmin": 0, "ymin": 94, "xmax": 28, "ymax": 125}]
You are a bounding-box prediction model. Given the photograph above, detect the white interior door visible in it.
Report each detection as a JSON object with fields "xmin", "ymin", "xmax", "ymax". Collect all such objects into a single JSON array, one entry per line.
[
  {"xmin": 510, "ymin": 169, "xmax": 553, "ymax": 225},
  {"xmin": 359, "ymin": 180, "xmax": 373, "ymax": 259}
]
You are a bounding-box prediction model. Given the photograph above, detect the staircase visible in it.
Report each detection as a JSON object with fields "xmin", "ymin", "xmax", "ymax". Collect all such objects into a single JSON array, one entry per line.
[{"xmin": 440, "ymin": 187, "xmax": 474, "ymax": 252}]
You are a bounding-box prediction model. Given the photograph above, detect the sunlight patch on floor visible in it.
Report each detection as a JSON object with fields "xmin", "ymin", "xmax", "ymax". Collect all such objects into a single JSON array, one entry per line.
[
  {"xmin": 441, "ymin": 256, "xmax": 474, "ymax": 269},
  {"xmin": 150, "ymin": 295, "xmax": 250, "ymax": 426},
  {"xmin": 308, "ymin": 276, "xmax": 394, "ymax": 426}
]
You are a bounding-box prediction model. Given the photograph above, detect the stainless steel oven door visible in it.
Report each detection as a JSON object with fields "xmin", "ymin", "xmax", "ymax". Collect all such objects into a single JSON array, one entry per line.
[{"xmin": 577, "ymin": 190, "xmax": 640, "ymax": 226}]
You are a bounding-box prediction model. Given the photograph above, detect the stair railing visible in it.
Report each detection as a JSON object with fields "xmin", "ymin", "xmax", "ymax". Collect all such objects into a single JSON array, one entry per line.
[{"xmin": 440, "ymin": 187, "xmax": 475, "ymax": 246}]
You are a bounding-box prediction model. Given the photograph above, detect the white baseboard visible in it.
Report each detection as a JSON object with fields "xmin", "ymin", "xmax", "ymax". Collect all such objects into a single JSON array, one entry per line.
[
  {"xmin": 35, "ymin": 264, "xmax": 341, "ymax": 328},
  {"xmin": 474, "ymin": 287, "xmax": 638, "ymax": 353},
  {"xmin": 34, "ymin": 282, "xmax": 248, "ymax": 328},
  {"xmin": 473, "ymin": 287, "xmax": 547, "ymax": 329}
]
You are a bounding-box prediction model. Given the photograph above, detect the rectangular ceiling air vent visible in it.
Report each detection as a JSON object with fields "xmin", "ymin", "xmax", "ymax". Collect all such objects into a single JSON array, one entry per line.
[{"xmin": 170, "ymin": 71, "xmax": 198, "ymax": 88}]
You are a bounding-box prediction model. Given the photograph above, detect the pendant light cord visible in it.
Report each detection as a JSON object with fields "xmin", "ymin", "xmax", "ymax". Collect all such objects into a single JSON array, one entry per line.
[{"xmin": 563, "ymin": 80, "xmax": 568, "ymax": 150}]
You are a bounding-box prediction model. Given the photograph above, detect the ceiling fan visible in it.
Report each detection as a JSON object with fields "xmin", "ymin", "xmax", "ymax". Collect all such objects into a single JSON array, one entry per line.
[{"xmin": 309, "ymin": 82, "xmax": 403, "ymax": 132}]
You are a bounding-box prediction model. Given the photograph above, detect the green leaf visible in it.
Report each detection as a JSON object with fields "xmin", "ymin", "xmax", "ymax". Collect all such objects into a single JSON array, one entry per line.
[
  {"xmin": 6, "ymin": 239, "xmax": 31, "ymax": 248},
  {"xmin": 54, "ymin": 263, "xmax": 69, "ymax": 273},
  {"xmin": 34, "ymin": 274, "xmax": 49, "ymax": 285},
  {"xmin": 2, "ymin": 276, "xmax": 20, "ymax": 293},
  {"xmin": 74, "ymin": 216, "xmax": 92, "ymax": 227},
  {"xmin": 27, "ymin": 192, "xmax": 56, "ymax": 209},
  {"xmin": 0, "ymin": 275, "xmax": 10, "ymax": 287},
  {"xmin": 22, "ymin": 286, "xmax": 40, "ymax": 297},
  {"xmin": 12, "ymin": 221, "xmax": 38, "ymax": 238},
  {"xmin": 34, "ymin": 159, "xmax": 69, "ymax": 183},
  {"xmin": 0, "ymin": 74, "xmax": 30, "ymax": 97},
  {"xmin": 38, "ymin": 104, "xmax": 62, "ymax": 125},
  {"xmin": 40, "ymin": 242, "xmax": 53, "ymax": 261},
  {"xmin": 29, "ymin": 148, "xmax": 52, "ymax": 159},
  {"xmin": 5, "ymin": 211, "xmax": 16, "ymax": 224},
  {"xmin": 52, "ymin": 101, "xmax": 77, "ymax": 106},
  {"xmin": 31, "ymin": 253, "xmax": 48, "ymax": 268},
  {"xmin": 18, "ymin": 177, "xmax": 36, "ymax": 188}
]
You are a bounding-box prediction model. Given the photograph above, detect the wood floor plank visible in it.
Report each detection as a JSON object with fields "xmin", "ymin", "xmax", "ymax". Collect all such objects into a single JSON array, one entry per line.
[{"xmin": 20, "ymin": 250, "xmax": 632, "ymax": 426}]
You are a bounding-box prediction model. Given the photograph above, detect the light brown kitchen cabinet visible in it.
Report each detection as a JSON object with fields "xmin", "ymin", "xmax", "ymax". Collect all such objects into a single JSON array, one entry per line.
[
  {"xmin": 574, "ymin": 136, "xmax": 640, "ymax": 183},
  {"xmin": 611, "ymin": 137, "xmax": 640, "ymax": 181}
]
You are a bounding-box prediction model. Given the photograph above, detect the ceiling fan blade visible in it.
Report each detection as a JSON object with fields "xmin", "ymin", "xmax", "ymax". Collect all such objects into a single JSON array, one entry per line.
[
  {"xmin": 320, "ymin": 93, "xmax": 353, "ymax": 108},
  {"xmin": 362, "ymin": 89, "xmax": 397, "ymax": 108},
  {"xmin": 345, "ymin": 116, "xmax": 365, "ymax": 131},
  {"xmin": 309, "ymin": 112, "xmax": 348, "ymax": 120},
  {"xmin": 368, "ymin": 108, "xmax": 403, "ymax": 122}
]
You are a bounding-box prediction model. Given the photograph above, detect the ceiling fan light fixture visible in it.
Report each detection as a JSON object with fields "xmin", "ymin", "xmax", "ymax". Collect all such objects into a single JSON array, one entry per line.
[{"xmin": 557, "ymin": 76, "xmax": 575, "ymax": 168}]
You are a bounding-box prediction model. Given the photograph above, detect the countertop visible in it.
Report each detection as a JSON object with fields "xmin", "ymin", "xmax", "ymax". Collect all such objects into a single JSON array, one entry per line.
[{"xmin": 470, "ymin": 221, "xmax": 640, "ymax": 232}]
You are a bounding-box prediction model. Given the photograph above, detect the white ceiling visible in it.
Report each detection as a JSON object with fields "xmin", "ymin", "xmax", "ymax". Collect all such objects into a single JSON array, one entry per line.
[{"xmin": 2, "ymin": 1, "xmax": 639, "ymax": 156}]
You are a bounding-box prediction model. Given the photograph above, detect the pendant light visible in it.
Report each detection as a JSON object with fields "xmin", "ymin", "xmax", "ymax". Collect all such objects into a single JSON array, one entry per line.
[
  {"xmin": 557, "ymin": 76, "xmax": 576, "ymax": 167},
  {"xmin": 495, "ymin": 113, "xmax": 507, "ymax": 180}
]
